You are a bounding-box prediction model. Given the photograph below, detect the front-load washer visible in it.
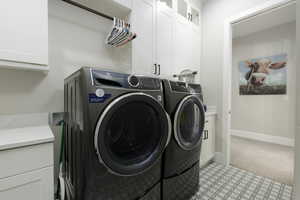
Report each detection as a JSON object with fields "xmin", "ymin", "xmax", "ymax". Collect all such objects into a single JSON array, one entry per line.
[
  {"xmin": 63, "ymin": 68, "xmax": 171, "ymax": 200},
  {"xmin": 161, "ymin": 80, "xmax": 205, "ymax": 200}
]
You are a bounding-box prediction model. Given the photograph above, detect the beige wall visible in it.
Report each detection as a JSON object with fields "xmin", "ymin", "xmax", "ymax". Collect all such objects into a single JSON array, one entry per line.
[
  {"xmin": 0, "ymin": 0, "xmax": 131, "ymax": 115},
  {"xmin": 201, "ymin": 0, "xmax": 271, "ymax": 152},
  {"xmin": 231, "ymin": 22, "xmax": 296, "ymax": 139}
]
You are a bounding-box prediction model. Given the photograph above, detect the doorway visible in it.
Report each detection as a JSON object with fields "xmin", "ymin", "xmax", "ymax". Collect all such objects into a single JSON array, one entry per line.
[{"xmin": 222, "ymin": 0, "xmax": 296, "ymax": 186}]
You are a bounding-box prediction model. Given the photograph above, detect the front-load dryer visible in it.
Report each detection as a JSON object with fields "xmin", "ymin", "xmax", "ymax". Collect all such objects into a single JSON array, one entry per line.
[
  {"xmin": 63, "ymin": 68, "xmax": 171, "ymax": 200},
  {"xmin": 161, "ymin": 80, "xmax": 205, "ymax": 200}
]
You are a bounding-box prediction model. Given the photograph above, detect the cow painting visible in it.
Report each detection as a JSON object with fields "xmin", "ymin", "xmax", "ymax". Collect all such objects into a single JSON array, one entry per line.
[{"xmin": 239, "ymin": 54, "xmax": 287, "ymax": 95}]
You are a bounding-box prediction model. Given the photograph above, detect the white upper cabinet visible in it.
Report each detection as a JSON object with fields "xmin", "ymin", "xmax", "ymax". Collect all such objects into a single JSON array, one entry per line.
[
  {"xmin": 156, "ymin": 1, "xmax": 175, "ymax": 77},
  {"xmin": 132, "ymin": 0, "xmax": 175, "ymax": 77},
  {"xmin": 190, "ymin": 26, "xmax": 201, "ymax": 71},
  {"xmin": 131, "ymin": 0, "xmax": 201, "ymax": 78},
  {"xmin": 0, "ymin": 0, "xmax": 48, "ymax": 71},
  {"xmin": 159, "ymin": 0, "xmax": 174, "ymax": 9},
  {"xmin": 174, "ymin": 18, "xmax": 191, "ymax": 74},
  {"xmin": 177, "ymin": 0, "xmax": 189, "ymax": 20},
  {"xmin": 176, "ymin": 0, "xmax": 201, "ymax": 27},
  {"xmin": 174, "ymin": 0, "xmax": 201, "ymax": 75},
  {"xmin": 131, "ymin": 0, "xmax": 156, "ymax": 75},
  {"xmin": 190, "ymin": 6, "xmax": 200, "ymax": 26}
]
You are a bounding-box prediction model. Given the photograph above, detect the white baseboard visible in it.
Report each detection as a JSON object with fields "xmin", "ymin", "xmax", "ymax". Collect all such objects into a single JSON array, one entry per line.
[
  {"xmin": 294, "ymin": 126, "xmax": 300, "ymax": 199},
  {"xmin": 231, "ymin": 129, "xmax": 294, "ymax": 147},
  {"xmin": 214, "ymin": 152, "xmax": 225, "ymax": 164}
]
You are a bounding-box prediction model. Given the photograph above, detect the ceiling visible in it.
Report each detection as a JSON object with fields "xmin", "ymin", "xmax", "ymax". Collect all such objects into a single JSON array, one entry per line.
[{"xmin": 233, "ymin": 2, "xmax": 296, "ymax": 39}]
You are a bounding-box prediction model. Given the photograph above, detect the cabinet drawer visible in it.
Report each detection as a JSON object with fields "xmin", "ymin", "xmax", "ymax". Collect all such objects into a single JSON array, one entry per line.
[
  {"xmin": 0, "ymin": 143, "xmax": 53, "ymax": 179},
  {"xmin": 0, "ymin": 167, "xmax": 53, "ymax": 200}
]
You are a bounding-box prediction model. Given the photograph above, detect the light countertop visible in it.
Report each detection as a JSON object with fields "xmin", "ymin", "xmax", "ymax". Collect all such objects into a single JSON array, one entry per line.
[
  {"xmin": 0, "ymin": 113, "xmax": 54, "ymax": 150},
  {"xmin": 205, "ymin": 106, "xmax": 217, "ymax": 116},
  {"xmin": 0, "ymin": 126, "xmax": 54, "ymax": 151}
]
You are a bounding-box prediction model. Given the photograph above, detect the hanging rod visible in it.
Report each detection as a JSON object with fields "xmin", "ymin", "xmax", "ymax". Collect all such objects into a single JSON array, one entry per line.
[{"xmin": 62, "ymin": 0, "xmax": 114, "ymax": 21}]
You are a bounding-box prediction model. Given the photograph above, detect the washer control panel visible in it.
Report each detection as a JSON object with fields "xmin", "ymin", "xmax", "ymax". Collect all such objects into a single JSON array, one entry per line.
[{"xmin": 91, "ymin": 69, "xmax": 161, "ymax": 90}]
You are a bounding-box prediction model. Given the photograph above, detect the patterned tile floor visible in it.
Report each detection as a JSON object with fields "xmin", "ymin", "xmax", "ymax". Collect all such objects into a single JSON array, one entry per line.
[{"xmin": 191, "ymin": 163, "xmax": 293, "ymax": 200}]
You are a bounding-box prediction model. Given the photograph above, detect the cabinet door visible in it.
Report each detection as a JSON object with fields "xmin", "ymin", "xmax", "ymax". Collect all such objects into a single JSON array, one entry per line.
[
  {"xmin": 189, "ymin": 26, "xmax": 201, "ymax": 71},
  {"xmin": 174, "ymin": 17, "xmax": 201, "ymax": 75},
  {"xmin": 200, "ymin": 119, "xmax": 210, "ymax": 167},
  {"xmin": 177, "ymin": 0, "xmax": 189, "ymax": 20},
  {"xmin": 206, "ymin": 116, "xmax": 216, "ymax": 160},
  {"xmin": 0, "ymin": 167, "xmax": 53, "ymax": 200},
  {"xmin": 156, "ymin": 3, "xmax": 174, "ymax": 77},
  {"xmin": 132, "ymin": 0, "xmax": 156, "ymax": 75},
  {"xmin": 0, "ymin": 0, "xmax": 48, "ymax": 68},
  {"xmin": 174, "ymin": 17, "xmax": 190, "ymax": 74},
  {"xmin": 200, "ymin": 116, "xmax": 216, "ymax": 168},
  {"xmin": 190, "ymin": 6, "xmax": 200, "ymax": 26}
]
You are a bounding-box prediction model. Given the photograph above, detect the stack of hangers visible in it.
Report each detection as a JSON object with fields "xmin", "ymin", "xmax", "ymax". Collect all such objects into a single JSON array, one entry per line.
[{"xmin": 106, "ymin": 17, "xmax": 137, "ymax": 47}]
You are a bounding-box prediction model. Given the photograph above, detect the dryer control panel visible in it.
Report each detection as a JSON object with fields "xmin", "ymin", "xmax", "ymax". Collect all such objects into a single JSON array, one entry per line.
[{"xmin": 169, "ymin": 81, "xmax": 202, "ymax": 94}]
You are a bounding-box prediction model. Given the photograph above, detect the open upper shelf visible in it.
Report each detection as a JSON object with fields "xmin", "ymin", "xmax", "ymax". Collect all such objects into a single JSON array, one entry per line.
[{"xmin": 63, "ymin": 0, "xmax": 132, "ymax": 20}]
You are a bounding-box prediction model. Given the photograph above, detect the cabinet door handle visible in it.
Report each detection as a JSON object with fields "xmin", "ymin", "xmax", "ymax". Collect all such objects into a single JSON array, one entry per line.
[
  {"xmin": 188, "ymin": 13, "xmax": 192, "ymax": 21},
  {"xmin": 203, "ymin": 130, "xmax": 208, "ymax": 140},
  {"xmin": 153, "ymin": 64, "xmax": 157, "ymax": 75},
  {"xmin": 158, "ymin": 64, "xmax": 161, "ymax": 75}
]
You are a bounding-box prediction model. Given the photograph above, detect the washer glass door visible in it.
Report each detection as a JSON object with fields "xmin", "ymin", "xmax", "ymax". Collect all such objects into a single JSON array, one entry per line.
[
  {"xmin": 174, "ymin": 95, "xmax": 205, "ymax": 150},
  {"xmin": 94, "ymin": 93, "xmax": 171, "ymax": 176}
]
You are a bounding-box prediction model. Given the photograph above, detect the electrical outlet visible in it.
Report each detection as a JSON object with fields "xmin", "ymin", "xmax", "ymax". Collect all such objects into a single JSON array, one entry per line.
[{"xmin": 48, "ymin": 112, "xmax": 65, "ymax": 126}]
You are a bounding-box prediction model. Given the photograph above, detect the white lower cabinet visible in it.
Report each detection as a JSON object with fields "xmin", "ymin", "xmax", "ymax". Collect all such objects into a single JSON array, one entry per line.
[
  {"xmin": 0, "ymin": 126, "xmax": 54, "ymax": 200},
  {"xmin": 200, "ymin": 114, "xmax": 216, "ymax": 168},
  {"xmin": 0, "ymin": 167, "xmax": 54, "ymax": 200}
]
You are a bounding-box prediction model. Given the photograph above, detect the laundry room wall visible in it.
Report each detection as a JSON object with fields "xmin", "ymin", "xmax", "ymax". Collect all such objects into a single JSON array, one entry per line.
[
  {"xmin": 201, "ymin": 0, "xmax": 272, "ymax": 156},
  {"xmin": 0, "ymin": 0, "xmax": 131, "ymax": 115},
  {"xmin": 231, "ymin": 22, "xmax": 296, "ymax": 139},
  {"xmin": 0, "ymin": 0, "xmax": 131, "ymax": 188}
]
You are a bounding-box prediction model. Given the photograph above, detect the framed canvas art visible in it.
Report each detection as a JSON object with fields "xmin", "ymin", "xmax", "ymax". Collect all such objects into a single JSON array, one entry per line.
[{"xmin": 239, "ymin": 53, "xmax": 287, "ymax": 95}]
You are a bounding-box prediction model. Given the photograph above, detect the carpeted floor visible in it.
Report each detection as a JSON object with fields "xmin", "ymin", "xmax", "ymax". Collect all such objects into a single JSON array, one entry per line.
[
  {"xmin": 230, "ymin": 136, "xmax": 294, "ymax": 185},
  {"xmin": 192, "ymin": 162, "xmax": 293, "ymax": 200}
]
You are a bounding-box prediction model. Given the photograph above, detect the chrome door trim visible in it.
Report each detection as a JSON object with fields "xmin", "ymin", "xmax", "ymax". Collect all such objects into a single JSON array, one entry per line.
[
  {"xmin": 173, "ymin": 95, "xmax": 205, "ymax": 151},
  {"xmin": 165, "ymin": 112, "xmax": 172, "ymax": 148},
  {"xmin": 127, "ymin": 75, "xmax": 140, "ymax": 88},
  {"xmin": 94, "ymin": 92, "xmax": 171, "ymax": 176}
]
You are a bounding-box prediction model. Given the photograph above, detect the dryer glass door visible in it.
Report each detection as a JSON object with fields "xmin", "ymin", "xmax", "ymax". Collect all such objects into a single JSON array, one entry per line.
[
  {"xmin": 94, "ymin": 93, "xmax": 171, "ymax": 176},
  {"xmin": 174, "ymin": 95, "xmax": 205, "ymax": 150}
]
